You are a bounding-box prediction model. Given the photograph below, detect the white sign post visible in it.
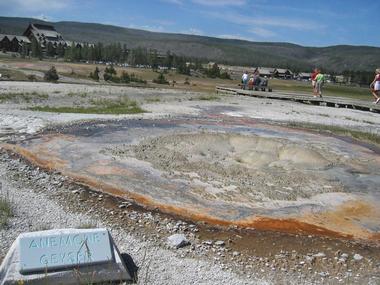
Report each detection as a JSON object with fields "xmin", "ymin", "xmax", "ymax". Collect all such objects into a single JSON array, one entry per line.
[{"xmin": 0, "ymin": 228, "xmax": 133, "ymax": 284}]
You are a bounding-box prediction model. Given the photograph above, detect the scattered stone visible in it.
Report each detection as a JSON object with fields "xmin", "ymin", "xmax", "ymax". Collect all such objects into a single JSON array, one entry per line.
[
  {"xmin": 215, "ymin": 240, "xmax": 225, "ymax": 247},
  {"xmin": 319, "ymin": 272, "xmax": 329, "ymax": 278},
  {"xmin": 305, "ymin": 256, "xmax": 315, "ymax": 263},
  {"xmin": 353, "ymin": 254, "xmax": 363, "ymax": 261},
  {"xmin": 167, "ymin": 234, "xmax": 190, "ymax": 249},
  {"xmin": 340, "ymin": 253, "xmax": 349, "ymax": 260},
  {"xmin": 313, "ymin": 252, "xmax": 326, "ymax": 258}
]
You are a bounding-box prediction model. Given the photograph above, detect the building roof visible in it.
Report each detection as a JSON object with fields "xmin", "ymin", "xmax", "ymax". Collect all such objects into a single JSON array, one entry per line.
[
  {"xmin": 298, "ymin": 72, "xmax": 311, "ymax": 77},
  {"xmin": 15, "ymin": 36, "xmax": 31, "ymax": 43},
  {"xmin": 275, "ymin": 68, "xmax": 293, "ymax": 75},
  {"xmin": 255, "ymin": 67, "xmax": 276, "ymax": 75},
  {"xmin": 32, "ymin": 24, "xmax": 56, "ymax": 31},
  {"xmin": 24, "ymin": 23, "xmax": 65, "ymax": 45},
  {"xmin": 0, "ymin": 34, "xmax": 31, "ymax": 44}
]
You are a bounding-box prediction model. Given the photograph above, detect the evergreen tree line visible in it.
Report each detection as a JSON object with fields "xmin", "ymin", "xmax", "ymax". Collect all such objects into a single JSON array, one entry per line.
[
  {"xmin": 16, "ymin": 38, "xmax": 380, "ymax": 83},
  {"xmin": 341, "ymin": 70, "xmax": 375, "ymax": 86},
  {"xmin": 27, "ymin": 40, "xmax": 210, "ymax": 76}
]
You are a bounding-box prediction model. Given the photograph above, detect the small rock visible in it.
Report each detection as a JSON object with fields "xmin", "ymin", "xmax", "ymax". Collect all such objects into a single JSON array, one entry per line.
[
  {"xmin": 341, "ymin": 253, "xmax": 349, "ymax": 260},
  {"xmin": 167, "ymin": 234, "xmax": 190, "ymax": 249},
  {"xmin": 313, "ymin": 252, "xmax": 326, "ymax": 258},
  {"xmin": 353, "ymin": 254, "xmax": 363, "ymax": 261},
  {"xmin": 319, "ymin": 272, "xmax": 329, "ymax": 278},
  {"xmin": 215, "ymin": 240, "xmax": 225, "ymax": 247},
  {"xmin": 203, "ymin": 240, "xmax": 213, "ymax": 246},
  {"xmin": 305, "ymin": 256, "xmax": 315, "ymax": 263},
  {"xmin": 232, "ymin": 251, "xmax": 240, "ymax": 257}
]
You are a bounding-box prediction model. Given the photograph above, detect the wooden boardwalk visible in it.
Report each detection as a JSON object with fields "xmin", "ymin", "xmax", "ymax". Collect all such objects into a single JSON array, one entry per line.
[{"xmin": 216, "ymin": 86, "xmax": 380, "ymax": 114}]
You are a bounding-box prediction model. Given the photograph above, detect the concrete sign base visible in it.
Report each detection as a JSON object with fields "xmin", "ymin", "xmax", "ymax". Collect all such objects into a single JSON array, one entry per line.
[{"xmin": 0, "ymin": 228, "xmax": 133, "ymax": 285}]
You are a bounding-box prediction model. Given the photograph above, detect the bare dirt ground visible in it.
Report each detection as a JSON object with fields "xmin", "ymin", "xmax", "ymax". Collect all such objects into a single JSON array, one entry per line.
[{"xmin": 1, "ymin": 81, "xmax": 380, "ymax": 284}]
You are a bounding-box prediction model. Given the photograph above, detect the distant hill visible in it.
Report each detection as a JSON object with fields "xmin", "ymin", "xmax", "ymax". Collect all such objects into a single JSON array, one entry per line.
[{"xmin": 1, "ymin": 16, "xmax": 380, "ymax": 73}]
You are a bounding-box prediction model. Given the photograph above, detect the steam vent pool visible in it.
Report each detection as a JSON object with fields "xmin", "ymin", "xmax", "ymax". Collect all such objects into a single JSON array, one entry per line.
[{"xmin": 5, "ymin": 117, "xmax": 380, "ymax": 241}]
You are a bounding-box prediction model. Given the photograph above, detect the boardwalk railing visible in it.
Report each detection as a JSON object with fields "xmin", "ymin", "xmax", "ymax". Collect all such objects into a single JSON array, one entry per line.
[{"xmin": 216, "ymin": 86, "xmax": 380, "ymax": 114}]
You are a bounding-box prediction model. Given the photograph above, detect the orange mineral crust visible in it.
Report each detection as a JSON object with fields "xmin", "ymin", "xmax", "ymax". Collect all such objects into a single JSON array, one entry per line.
[{"xmin": 2, "ymin": 118, "xmax": 379, "ymax": 241}]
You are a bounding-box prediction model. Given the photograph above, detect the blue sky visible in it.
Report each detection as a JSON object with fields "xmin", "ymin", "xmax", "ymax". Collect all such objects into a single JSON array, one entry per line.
[{"xmin": 0, "ymin": 0, "xmax": 377, "ymax": 47}]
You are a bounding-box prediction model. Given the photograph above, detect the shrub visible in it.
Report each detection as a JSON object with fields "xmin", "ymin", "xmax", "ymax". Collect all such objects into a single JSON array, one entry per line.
[
  {"xmin": 153, "ymin": 73, "xmax": 169, "ymax": 84},
  {"xmin": 220, "ymin": 71, "xmax": 231, "ymax": 80},
  {"xmin": 27, "ymin": 74, "xmax": 37, "ymax": 82},
  {"xmin": 104, "ymin": 65, "xmax": 118, "ymax": 82},
  {"xmin": 120, "ymin": 71, "xmax": 130, "ymax": 83},
  {"xmin": 44, "ymin": 66, "xmax": 59, "ymax": 82},
  {"xmin": 184, "ymin": 77, "xmax": 190, "ymax": 85},
  {"xmin": 105, "ymin": 65, "xmax": 116, "ymax": 75},
  {"xmin": 130, "ymin": 73, "xmax": 147, "ymax": 84},
  {"xmin": 89, "ymin": 67, "xmax": 100, "ymax": 81}
]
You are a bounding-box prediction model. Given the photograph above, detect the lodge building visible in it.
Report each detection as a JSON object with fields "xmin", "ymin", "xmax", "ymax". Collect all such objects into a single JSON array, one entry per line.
[
  {"xmin": 23, "ymin": 23, "xmax": 66, "ymax": 49},
  {"xmin": 0, "ymin": 23, "xmax": 87, "ymax": 55},
  {"xmin": 0, "ymin": 34, "xmax": 31, "ymax": 52}
]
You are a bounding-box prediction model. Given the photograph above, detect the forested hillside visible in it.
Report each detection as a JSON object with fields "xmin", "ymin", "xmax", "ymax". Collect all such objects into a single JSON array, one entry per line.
[{"xmin": 1, "ymin": 16, "xmax": 380, "ymax": 72}]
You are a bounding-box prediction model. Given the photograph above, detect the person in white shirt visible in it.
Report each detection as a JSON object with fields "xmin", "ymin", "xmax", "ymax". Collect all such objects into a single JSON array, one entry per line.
[{"xmin": 242, "ymin": 72, "xmax": 248, "ymax": 90}]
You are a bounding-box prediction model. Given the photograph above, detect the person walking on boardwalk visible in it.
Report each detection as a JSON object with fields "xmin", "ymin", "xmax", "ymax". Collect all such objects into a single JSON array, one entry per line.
[
  {"xmin": 311, "ymin": 68, "xmax": 319, "ymax": 96},
  {"xmin": 242, "ymin": 71, "xmax": 249, "ymax": 90},
  {"xmin": 369, "ymin": 68, "xmax": 380, "ymax": 104},
  {"xmin": 315, "ymin": 69, "xmax": 325, "ymax": 98}
]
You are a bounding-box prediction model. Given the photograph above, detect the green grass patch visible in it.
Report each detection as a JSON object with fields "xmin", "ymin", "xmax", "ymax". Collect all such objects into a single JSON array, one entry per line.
[
  {"xmin": 287, "ymin": 122, "xmax": 380, "ymax": 145},
  {"xmin": 194, "ymin": 94, "xmax": 220, "ymax": 101},
  {"xmin": 0, "ymin": 92, "xmax": 49, "ymax": 103},
  {"xmin": 145, "ymin": 97, "xmax": 161, "ymax": 103},
  {"xmin": 29, "ymin": 97, "xmax": 145, "ymax": 114},
  {"xmin": 0, "ymin": 191, "xmax": 13, "ymax": 229},
  {"xmin": 0, "ymin": 68, "xmax": 29, "ymax": 81}
]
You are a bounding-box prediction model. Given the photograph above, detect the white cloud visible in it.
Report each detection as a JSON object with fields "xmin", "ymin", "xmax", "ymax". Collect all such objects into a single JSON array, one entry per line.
[
  {"xmin": 217, "ymin": 34, "xmax": 256, "ymax": 42},
  {"xmin": 182, "ymin": 28, "xmax": 204, "ymax": 35},
  {"xmin": 162, "ymin": 0, "xmax": 247, "ymax": 6},
  {"xmin": 161, "ymin": 0, "xmax": 183, "ymax": 4},
  {"xmin": 249, "ymin": 27, "xmax": 276, "ymax": 38},
  {"xmin": 127, "ymin": 24, "xmax": 166, "ymax": 33},
  {"xmin": 208, "ymin": 11, "xmax": 324, "ymax": 31},
  {"xmin": 33, "ymin": 14, "xmax": 53, "ymax": 21},
  {"xmin": 0, "ymin": 0, "xmax": 68, "ymax": 12},
  {"xmin": 192, "ymin": 0, "xmax": 247, "ymax": 6}
]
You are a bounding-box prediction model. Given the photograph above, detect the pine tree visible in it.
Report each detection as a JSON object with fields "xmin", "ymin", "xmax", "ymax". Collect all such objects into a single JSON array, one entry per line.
[
  {"xmin": 20, "ymin": 42, "xmax": 29, "ymax": 58},
  {"xmin": 46, "ymin": 42, "xmax": 55, "ymax": 57},
  {"xmin": 31, "ymin": 37, "xmax": 42, "ymax": 58},
  {"xmin": 56, "ymin": 44, "xmax": 65, "ymax": 57},
  {"xmin": 89, "ymin": 67, "xmax": 100, "ymax": 81}
]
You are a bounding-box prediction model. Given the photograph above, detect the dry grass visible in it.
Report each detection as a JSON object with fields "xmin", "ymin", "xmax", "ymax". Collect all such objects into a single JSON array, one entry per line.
[
  {"xmin": 29, "ymin": 96, "xmax": 145, "ymax": 115},
  {"xmin": 0, "ymin": 183, "xmax": 13, "ymax": 229},
  {"xmin": 0, "ymin": 57, "xmax": 375, "ymax": 100},
  {"xmin": 287, "ymin": 122, "xmax": 380, "ymax": 145}
]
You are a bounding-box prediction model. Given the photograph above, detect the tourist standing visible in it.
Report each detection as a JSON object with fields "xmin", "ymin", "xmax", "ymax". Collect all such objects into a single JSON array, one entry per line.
[
  {"xmin": 369, "ymin": 68, "xmax": 380, "ymax": 104},
  {"xmin": 242, "ymin": 71, "xmax": 248, "ymax": 90},
  {"xmin": 315, "ymin": 69, "xmax": 325, "ymax": 98},
  {"xmin": 311, "ymin": 68, "xmax": 319, "ymax": 96}
]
